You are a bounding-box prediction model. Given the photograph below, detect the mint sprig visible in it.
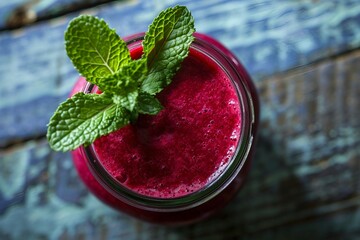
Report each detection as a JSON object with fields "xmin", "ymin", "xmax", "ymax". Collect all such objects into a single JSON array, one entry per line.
[{"xmin": 47, "ymin": 6, "xmax": 195, "ymax": 152}]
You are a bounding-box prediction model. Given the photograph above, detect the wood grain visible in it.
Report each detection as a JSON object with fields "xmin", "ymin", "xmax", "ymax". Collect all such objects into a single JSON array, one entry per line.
[
  {"xmin": 0, "ymin": 0, "xmax": 360, "ymax": 239},
  {"xmin": 1, "ymin": 0, "xmax": 359, "ymax": 147},
  {"xmin": 0, "ymin": 0, "xmax": 126, "ymax": 30},
  {"xmin": 1, "ymin": 48, "xmax": 359, "ymax": 239}
]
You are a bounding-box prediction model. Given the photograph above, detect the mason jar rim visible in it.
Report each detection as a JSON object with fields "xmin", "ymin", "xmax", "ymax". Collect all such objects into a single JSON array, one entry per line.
[{"xmin": 80, "ymin": 33, "xmax": 256, "ymax": 212}]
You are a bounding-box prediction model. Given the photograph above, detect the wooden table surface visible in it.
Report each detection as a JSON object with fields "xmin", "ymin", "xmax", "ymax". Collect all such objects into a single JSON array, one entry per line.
[{"xmin": 0, "ymin": 0, "xmax": 360, "ymax": 239}]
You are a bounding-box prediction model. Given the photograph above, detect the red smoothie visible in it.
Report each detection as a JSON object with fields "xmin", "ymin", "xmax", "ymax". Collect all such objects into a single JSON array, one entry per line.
[
  {"xmin": 71, "ymin": 33, "xmax": 259, "ymax": 225},
  {"xmin": 93, "ymin": 47, "xmax": 241, "ymax": 198}
]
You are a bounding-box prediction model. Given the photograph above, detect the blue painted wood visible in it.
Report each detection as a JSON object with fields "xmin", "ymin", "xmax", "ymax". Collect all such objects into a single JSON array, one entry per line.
[
  {"xmin": 0, "ymin": 0, "xmax": 27, "ymax": 29},
  {"xmin": 0, "ymin": 0, "xmax": 360, "ymax": 146},
  {"xmin": 0, "ymin": 81, "xmax": 359, "ymax": 239},
  {"xmin": 0, "ymin": 0, "xmax": 119, "ymax": 30},
  {"xmin": 0, "ymin": 0, "xmax": 360, "ymax": 239}
]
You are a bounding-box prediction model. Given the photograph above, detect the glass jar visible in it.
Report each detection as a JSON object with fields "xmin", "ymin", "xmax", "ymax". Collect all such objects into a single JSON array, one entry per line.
[{"xmin": 71, "ymin": 33, "xmax": 259, "ymax": 225}]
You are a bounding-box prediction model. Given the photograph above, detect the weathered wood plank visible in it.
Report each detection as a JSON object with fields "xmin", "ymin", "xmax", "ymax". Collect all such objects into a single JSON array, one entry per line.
[
  {"xmin": 0, "ymin": 0, "xmax": 121, "ymax": 30},
  {"xmin": 1, "ymin": 0, "xmax": 360, "ymax": 147},
  {"xmin": 0, "ymin": 46, "xmax": 359, "ymax": 240},
  {"xmin": 0, "ymin": 1, "xmax": 360, "ymax": 237}
]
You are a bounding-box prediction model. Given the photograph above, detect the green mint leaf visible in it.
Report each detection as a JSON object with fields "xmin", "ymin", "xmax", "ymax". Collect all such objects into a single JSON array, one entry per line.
[
  {"xmin": 138, "ymin": 91, "xmax": 163, "ymax": 115},
  {"xmin": 97, "ymin": 59, "xmax": 147, "ymax": 94},
  {"xmin": 47, "ymin": 92, "xmax": 130, "ymax": 151},
  {"xmin": 124, "ymin": 58, "xmax": 148, "ymax": 84},
  {"xmin": 129, "ymin": 110, "xmax": 139, "ymax": 123},
  {"xmin": 141, "ymin": 5, "xmax": 195, "ymax": 95},
  {"xmin": 65, "ymin": 15, "xmax": 131, "ymax": 85},
  {"xmin": 98, "ymin": 59, "xmax": 147, "ymax": 111},
  {"xmin": 111, "ymin": 90, "xmax": 138, "ymax": 112}
]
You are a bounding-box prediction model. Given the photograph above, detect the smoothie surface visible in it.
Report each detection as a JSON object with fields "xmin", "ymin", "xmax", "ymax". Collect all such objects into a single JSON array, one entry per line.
[{"xmin": 93, "ymin": 47, "xmax": 242, "ymax": 198}]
